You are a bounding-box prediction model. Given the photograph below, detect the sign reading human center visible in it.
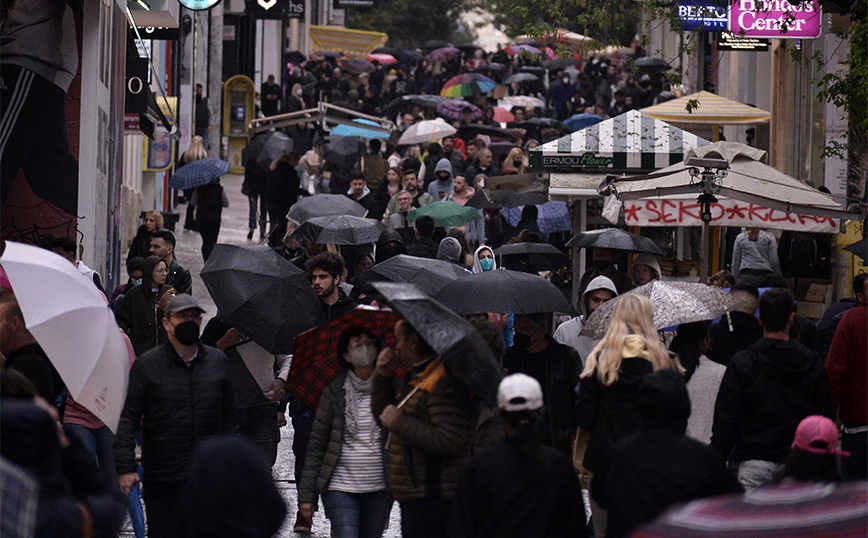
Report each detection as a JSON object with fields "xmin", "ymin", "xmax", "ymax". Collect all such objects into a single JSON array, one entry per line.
[
  {"xmin": 728, "ymin": 0, "xmax": 822, "ymax": 39},
  {"xmin": 623, "ymin": 198, "xmax": 838, "ymax": 232}
]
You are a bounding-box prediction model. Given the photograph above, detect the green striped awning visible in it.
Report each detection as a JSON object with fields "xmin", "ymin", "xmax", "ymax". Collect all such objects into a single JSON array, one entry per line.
[{"xmin": 531, "ymin": 110, "xmax": 710, "ymax": 171}]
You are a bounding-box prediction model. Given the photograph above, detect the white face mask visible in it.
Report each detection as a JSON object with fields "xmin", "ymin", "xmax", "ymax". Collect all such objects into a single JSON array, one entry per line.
[{"xmin": 348, "ymin": 345, "xmax": 377, "ymax": 368}]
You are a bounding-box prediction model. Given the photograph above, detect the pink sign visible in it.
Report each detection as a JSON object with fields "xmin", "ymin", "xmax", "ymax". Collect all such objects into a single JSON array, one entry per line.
[{"xmin": 728, "ymin": 0, "xmax": 822, "ymax": 39}]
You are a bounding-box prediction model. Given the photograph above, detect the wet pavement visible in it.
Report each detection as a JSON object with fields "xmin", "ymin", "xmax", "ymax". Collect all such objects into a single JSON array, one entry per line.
[{"xmin": 119, "ymin": 173, "xmax": 403, "ymax": 537}]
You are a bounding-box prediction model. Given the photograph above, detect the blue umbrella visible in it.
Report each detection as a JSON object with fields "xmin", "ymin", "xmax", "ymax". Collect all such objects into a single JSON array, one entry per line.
[
  {"xmin": 502, "ymin": 201, "xmax": 571, "ymax": 234},
  {"xmin": 563, "ymin": 112, "xmax": 604, "ymax": 131},
  {"xmin": 330, "ymin": 119, "xmax": 391, "ymax": 139},
  {"xmin": 168, "ymin": 158, "xmax": 230, "ymax": 190},
  {"xmin": 128, "ymin": 465, "xmax": 145, "ymax": 538}
]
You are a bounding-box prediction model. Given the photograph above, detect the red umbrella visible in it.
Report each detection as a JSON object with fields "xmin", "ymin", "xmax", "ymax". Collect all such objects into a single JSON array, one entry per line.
[
  {"xmin": 366, "ymin": 53, "xmax": 398, "ymax": 65},
  {"xmin": 492, "ymin": 106, "xmax": 514, "ymax": 123},
  {"xmin": 287, "ymin": 306, "xmax": 399, "ymax": 411}
]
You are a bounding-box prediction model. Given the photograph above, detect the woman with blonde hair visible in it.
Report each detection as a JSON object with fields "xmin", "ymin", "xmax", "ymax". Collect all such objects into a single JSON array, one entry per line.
[
  {"xmin": 179, "ymin": 135, "xmax": 208, "ymax": 232},
  {"xmin": 503, "ymin": 147, "xmax": 525, "ymax": 174},
  {"xmin": 128, "ymin": 209, "xmax": 163, "ymax": 261},
  {"xmin": 575, "ymin": 294, "xmax": 683, "ymax": 538}
]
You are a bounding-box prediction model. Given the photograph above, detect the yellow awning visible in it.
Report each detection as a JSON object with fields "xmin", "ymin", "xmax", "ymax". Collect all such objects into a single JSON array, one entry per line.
[
  {"xmin": 308, "ymin": 26, "xmax": 388, "ymax": 56},
  {"xmin": 641, "ymin": 91, "xmax": 770, "ymax": 125}
]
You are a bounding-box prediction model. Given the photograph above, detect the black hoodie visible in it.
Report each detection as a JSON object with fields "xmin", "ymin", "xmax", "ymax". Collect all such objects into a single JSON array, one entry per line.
[{"xmin": 711, "ymin": 338, "xmax": 832, "ymax": 463}]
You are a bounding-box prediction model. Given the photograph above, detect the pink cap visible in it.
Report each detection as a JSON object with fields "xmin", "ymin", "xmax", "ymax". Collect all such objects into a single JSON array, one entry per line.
[{"xmin": 792, "ymin": 416, "xmax": 851, "ymax": 457}]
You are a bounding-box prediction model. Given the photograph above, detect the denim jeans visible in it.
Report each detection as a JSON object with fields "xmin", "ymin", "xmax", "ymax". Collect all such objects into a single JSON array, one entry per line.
[
  {"xmin": 64, "ymin": 423, "xmax": 117, "ymax": 486},
  {"xmin": 738, "ymin": 459, "xmax": 784, "ymax": 490},
  {"xmin": 322, "ymin": 490, "xmax": 392, "ymax": 538},
  {"xmin": 247, "ymin": 191, "xmax": 267, "ymax": 230}
]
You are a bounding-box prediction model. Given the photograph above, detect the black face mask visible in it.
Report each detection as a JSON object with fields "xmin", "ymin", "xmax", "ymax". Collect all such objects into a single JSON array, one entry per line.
[
  {"xmin": 172, "ymin": 321, "xmax": 200, "ymax": 346},
  {"xmin": 593, "ymin": 260, "xmax": 612, "ymax": 271},
  {"xmin": 512, "ymin": 332, "xmax": 533, "ymax": 351}
]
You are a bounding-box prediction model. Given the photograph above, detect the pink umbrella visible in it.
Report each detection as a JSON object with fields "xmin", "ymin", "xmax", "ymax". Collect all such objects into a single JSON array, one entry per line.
[
  {"xmin": 366, "ymin": 53, "xmax": 398, "ymax": 65},
  {"xmin": 492, "ymin": 106, "xmax": 514, "ymax": 123},
  {"xmin": 0, "ymin": 265, "xmax": 11, "ymax": 296}
]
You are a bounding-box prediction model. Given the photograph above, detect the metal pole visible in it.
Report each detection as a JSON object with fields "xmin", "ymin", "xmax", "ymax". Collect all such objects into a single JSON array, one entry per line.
[
  {"xmin": 192, "ymin": 10, "xmax": 198, "ymax": 143},
  {"xmin": 700, "ymin": 220, "xmax": 709, "ymax": 283}
]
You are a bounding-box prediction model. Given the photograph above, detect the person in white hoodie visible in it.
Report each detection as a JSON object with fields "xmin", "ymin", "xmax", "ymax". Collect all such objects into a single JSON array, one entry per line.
[
  {"xmin": 629, "ymin": 253, "xmax": 661, "ymax": 288},
  {"xmin": 553, "ymin": 275, "xmax": 618, "ymax": 363}
]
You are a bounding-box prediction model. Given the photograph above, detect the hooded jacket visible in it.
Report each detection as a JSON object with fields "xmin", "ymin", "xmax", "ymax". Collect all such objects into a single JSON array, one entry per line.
[
  {"xmin": 471, "ymin": 245, "xmax": 496, "ymax": 274},
  {"xmin": 553, "ymin": 276, "xmax": 617, "ymax": 360},
  {"xmin": 629, "ymin": 253, "xmax": 661, "ymax": 286},
  {"xmin": 428, "ymin": 159, "xmax": 455, "ymax": 200},
  {"xmin": 711, "ymin": 338, "xmax": 832, "ymax": 463},
  {"xmin": 346, "ymin": 185, "xmax": 381, "ymax": 220},
  {"xmin": 437, "ymin": 237, "xmax": 463, "ymax": 265},
  {"xmin": 114, "ymin": 256, "xmax": 172, "ymax": 356},
  {"xmin": 375, "ymin": 228, "xmax": 407, "ymax": 262}
]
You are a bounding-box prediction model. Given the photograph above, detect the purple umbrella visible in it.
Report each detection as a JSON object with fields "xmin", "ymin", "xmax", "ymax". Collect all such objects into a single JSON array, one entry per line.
[
  {"xmin": 427, "ymin": 47, "xmax": 461, "ymax": 62},
  {"xmin": 436, "ymin": 100, "xmax": 482, "ymax": 121}
]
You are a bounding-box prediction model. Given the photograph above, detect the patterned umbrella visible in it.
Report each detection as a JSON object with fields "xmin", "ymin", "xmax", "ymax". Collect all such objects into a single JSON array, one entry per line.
[
  {"xmin": 506, "ymin": 44, "xmax": 543, "ymax": 56},
  {"xmin": 289, "ymin": 306, "xmax": 399, "ymax": 411},
  {"xmin": 435, "ymin": 100, "xmax": 482, "ymax": 121},
  {"xmin": 580, "ymin": 281, "xmax": 738, "ymax": 339},
  {"xmin": 500, "ymin": 95, "xmax": 545, "ymax": 108},
  {"xmin": 501, "ymin": 201, "xmax": 571, "ymax": 233},
  {"xmin": 290, "ymin": 215, "xmax": 385, "ymax": 245},
  {"xmin": 427, "ymin": 46, "xmax": 461, "ymax": 62},
  {"xmin": 366, "ymin": 53, "xmax": 398, "ymax": 65},
  {"xmin": 242, "ymin": 131, "xmax": 294, "ymax": 174},
  {"xmin": 339, "ymin": 58, "xmax": 374, "ymax": 74},
  {"xmin": 408, "ymin": 200, "xmax": 483, "ymax": 227},
  {"xmin": 397, "ymin": 118, "xmax": 457, "ymax": 145},
  {"xmin": 504, "ymin": 72, "xmax": 540, "ymax": 84},
  {"xmin": 168, "ymin": 158, "xmax": 230, "ymax": 189},
  {"xmin": 564, "ymin": 112, "xmax": 605, "ymax": 131},
  {"xmin": 441, "ymin": 73, "xmax": 497, "ymax": 97}
]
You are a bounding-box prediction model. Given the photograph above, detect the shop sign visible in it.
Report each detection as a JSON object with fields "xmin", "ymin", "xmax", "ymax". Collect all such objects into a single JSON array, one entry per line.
[
  {"xmin": 678, "ymin": 0, "xmax": 728, "ymax": 31},
  {"xmin": 728, "ymin": 0, "xmax": 822, "ymax": 39},
  {"xmin": 717, "ymin": 32, "xmax": 770, "ymax": 51},
  {"xmin": 541, "ymin": 153, "xmax": 614, "ymax": 168}
]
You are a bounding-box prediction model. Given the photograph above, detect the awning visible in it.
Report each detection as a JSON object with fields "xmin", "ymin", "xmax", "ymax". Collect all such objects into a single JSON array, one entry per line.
[
  {"xmin": 308, "ymin": 26, "xmax": 388, "ymax": 56},
  {"xmin": 532, "ymin": 110, "xmax": 711, "ymax": 172},
  {"xmin": 641, "ymin": 91, "xmax": 770, "ymax": 125},
  {"xmin": 548, "ymin": 171, "xmax": 607, "ymax": 200}
]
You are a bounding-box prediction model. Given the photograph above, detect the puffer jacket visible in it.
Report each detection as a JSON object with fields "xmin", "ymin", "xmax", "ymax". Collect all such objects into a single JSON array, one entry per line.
[
  {"xmin": 298, "ymin": 370, "xmax": 388, "ymax": 508},
  {"xmin": 371, "ymin": 359, "xmax": 475, "ymax": 503},
  {"xmin": 114, "ymin": 342, "xmax": 237, "ymax": 483},
  {"xmin": 114, "ymin": 282, "xmax": 172, "ymax": 357}
]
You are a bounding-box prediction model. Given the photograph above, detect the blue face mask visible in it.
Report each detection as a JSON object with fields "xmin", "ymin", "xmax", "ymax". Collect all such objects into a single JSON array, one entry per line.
[
  {"xmin": 130, "ymin": 279, "xmax": 143, "ymax": 287},
  {"xmin": 479, "ymin": 257, "xmax": 494, "ymax": 272}
]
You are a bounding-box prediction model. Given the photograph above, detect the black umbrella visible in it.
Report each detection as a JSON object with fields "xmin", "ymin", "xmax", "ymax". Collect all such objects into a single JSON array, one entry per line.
[
  {"xmin": 353, "ymin": 254, "xmax": 470, "ymax": 297},
  {"xmin": 284, "ymin": 50, "xmax": 307, "ymax": 65},
  {"xmin": 384, "ymin": 94, "xmax": 451, "ymax": 117},
  {"xmin": 372, "ymin": 46, "xmax": 402, "ymax": 56},
  {"xmin": 519, "ymin": 65, "xmax": 545, "ymax": 74},
  {"xmin": 290, "ymin": 215, "xmax": 384, "ymax": 245},
  {"xmin": 494, "ymin": 243, "xmax": 570, "ymax": 272},
  {"xmin": 320, "ymin": 135, "xmax": 367, "ymax": 167},
  {"xmin": 457, "ymin": 44, "xmax": 483, "ymax": 56},
  {"xmin": 464, "ymin": 189, "xmax": 548, "ymax": 209},
  {"xmin": 504, "ymin": 72, "xmax": 540, "ymax": 84},
  {"xmin": 434, "ymin": 269, "xmax": 575, "ymax": 315},
  {"xmin": 455, "ymin": 124, "xmax": 515, "ymax": 141},
  {"xmin": 373, "ymin": 282, "xmax": 503, "ymax": 408},
  {"xmin": 287, "ymin": 194, "xmax": 368, "ymax": 224},
  {"xmin": 478, "ymin": 62, "xmax": 507, "ymax": 73},
  {"xmin": 546, "ymin": 58, "xmax": 580, "ymax": 71},
  {"xmin": 200, "ymin": 244, "xmax": 325, "ymax": 354},
  {"xmin": 422, "ymin": 40, "xmax": 452, "ymax": 50},
  {"xmin": 242, "ymin": 131, "xmax": 294, "ymax": 174},
  {"xmin": 843, "ymin": 237, "xmax": 866, "ymax": 260},
  {"xmin": 524, "ymin": 117, "xmax": 568, "ymax": 130},
  {"xmin": 632, "ymin": 57, "xmax": 670, "ymax": 75},
  {"xmin": 566, "ymin": 228, "xmax": 665, "ymax": 255}
]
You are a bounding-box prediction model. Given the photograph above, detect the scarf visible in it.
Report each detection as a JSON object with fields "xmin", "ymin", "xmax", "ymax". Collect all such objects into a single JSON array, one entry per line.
[{"xmin": 343, "ymin": 370, "xmax": 377, "ymax": 442}]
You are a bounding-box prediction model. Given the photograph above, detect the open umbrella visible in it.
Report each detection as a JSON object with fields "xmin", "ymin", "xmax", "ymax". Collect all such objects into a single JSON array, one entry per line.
[
  {"xmin": 501, "ymin": 201, "xmax": 571, "ymax": 233},
  {"xmin": 373, "ymin": 282, "xmax": 503, "ymax": 408},
  {"xmin": 385, "ymin": 94, "xmax": 451, "ymax": 117},
  {"xmin": 632, "ymin": 56, "xmax": 671, "ymax": 76},
  {"xmin": 563, "ymin": 112, "xmax": 605, "ymax": 131},
  {"xmin": 398, "ymin": 48, "xmax": 425, "ymax": 61},
  {"xmin": 366, "ymin": 53, "xmax": 398, "ymax": 65},
  {"xmin": 290, "ymin": 215, "xmax": 385, "ymax": 245},
  {"xmin": 200, "ymin": 244, "xmax": 325, "ymax": 354},
  {"xmin": 566, "ymin": 228, "xmax": 665, "ymax": 255},
  {"xmin": 287, "ymin": 194, "xmax": 368, "ymax": 224},
  {"xmin": 352, "ymin": 254, "xmax": 470, "ymax": 297},
  {"xmin": 243, "ymin": 131, "xmax": 294, "ymax": 174},
  {"xmin": 434, "ymin": 269, "xmax": 574, "ymax": 315},
  {"xmin": 313, "ymin": 50, "xmax": 342, "ymax": 58},
  {"xmin": 285, "ymin": 50, "xmax": 307, "ymax": 65},
  {"xmin": 338, "ymin": 58, "xmax": 374, "ymax": 74},
  {"xmin": 500, "ymin": 95, "xmax": 545, "ymax": 108},
  {"xmin": 0, "ymin": 241, "xmax": 129, "ymax": 431},
  {"xmin": 372, "ymin": 46, "xmax": 401, "ymax": 56},
  {"xmin": 319, "ymin": 135, "xmax": 367, "ymax": 167},
  {"xmin": 506, "ymin": 44, "xmax": 543, "ymax": 56},
  {"xmin": 523, "ymin": 117, "xmax": 567, "ymax": 130},
  {"xmin": 465, "ymin": 189, "xmax": 548, "ymax": 210},
  {"xmin": 441, "ymin": 73, "xmax": 497, "ymax": 98},
  {"xmin": 330, "ymin": 118, "xmax": 392, "ymax": 139},
  {"xmin": 632, "ymin": 481, "xmax": 868, "ymax": 538},
  {"xmin": 844, "ymin": 237, "xmax": 866, "ymax": 260},
  {"xmin": 436, "ymin": 100, "xmax": 482, "ymax": 121},
  {"xmin": 455, "ymin": 123, "xmax": 515, "ymax": 141},
  {"xmin": 168, "ymin": 158, "xmax": 230, "ymax": 190},
  {"xmin": 408, "ymin": 200, "xmax": 482, "ymax": 227},
  {"xmin": 546, "ymin": 58, "xmax": 580, "ymax": 71},
  {"xmin": 580, "ymin": 280, "xmax": 737, "ymax": 339},
  {"xmin": 479, "ymin": 62, "xmax": 508, "ymax": 73},
  {"xmin": 492, "ymin": 106, "xmax": 515, "ymax": 123},
  {"xmin": 398, "ymin": 118, "xmax": 457, "ymax": 145},
  {"xmin": 504, "ymin": 72, "xmax": 540, "ymax": 85},
  {"xmin": 288, "ymin": 306, "xmax": 399, "ymax": 411},
  {"xmin": 427, "ymin": 47, "xmax": 461, "ymax": 62},
  {"xmin": 494, "ymin": 242, "xmax": 570, "ymax": 272}
]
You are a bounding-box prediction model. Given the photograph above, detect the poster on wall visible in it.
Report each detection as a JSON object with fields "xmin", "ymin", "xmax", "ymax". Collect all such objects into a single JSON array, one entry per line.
[{"xmin": 144, "ymin": 97, "xmax": 178, "ymax": 172}]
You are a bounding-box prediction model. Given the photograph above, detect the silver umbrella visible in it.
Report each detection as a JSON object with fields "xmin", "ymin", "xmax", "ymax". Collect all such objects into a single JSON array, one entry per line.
[
  {"xmin": 566, "ymin": 228, "xmax": 665, "ymax": 255},
  {"xmin": 580, "ymin": 280, "xmax": 737, "ymax": 339}
]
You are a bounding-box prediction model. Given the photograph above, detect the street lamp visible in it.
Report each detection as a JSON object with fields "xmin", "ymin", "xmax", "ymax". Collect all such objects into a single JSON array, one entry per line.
[{"xmin": 685, "ymin": 156, "xmax": 729, "ymax": 281}]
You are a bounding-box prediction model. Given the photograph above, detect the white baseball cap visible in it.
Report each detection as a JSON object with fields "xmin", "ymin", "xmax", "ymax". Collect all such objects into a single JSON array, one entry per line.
[{"xmin": 497, "ymin": 373, "xmax": 543, "ymax": 412}]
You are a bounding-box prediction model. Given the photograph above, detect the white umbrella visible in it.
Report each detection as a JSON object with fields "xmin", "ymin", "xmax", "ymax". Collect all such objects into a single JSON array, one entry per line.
[
  {"xmin": 398, "ymin": 118, "xmax": 457, "ymax": 145},
  {"xmin": 0, "ymin": 241, "xmax": 129, "ymax": 431}
]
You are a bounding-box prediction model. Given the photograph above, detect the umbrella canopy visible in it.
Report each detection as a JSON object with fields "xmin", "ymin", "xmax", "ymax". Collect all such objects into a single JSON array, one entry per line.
[
  {"xmin": 427, "ymin": 46, "xmax": 461, "ymax": 62},
  {"xmin": 563, "ymin": 112, "xmax": 604, "ymax": 131},
  {"xmin": 566, "ymin": 228, "xmax": 665, "ymax": 255},
  {"xmin": 200, "ymin": 244, "xmax": 325, "ymax": 354},
  {"xmin": 285, "ymin": 50, "xmax": 307, "ymax": 65},
  {"xmin": 372, "ymin": 46, "xmax": 401, "ymax": 56},
  {"xmin": 330, "ymin": 118, "xmax": 392, "ymax": 139},
  {"xmin": 434, "ymin": 269, "xmax": 574, "ymax": 315},
  {"xmin": 501, "ymin": 201, "xmax": 571, "ymax": 233},
  {"xmin": 320, "ymin": 135, "xmax": 367, "ymax": 167},
  {"xmin": 243, "ymin": 131, "xmax": 294, "ymax": 174},
  {"xmin": 353, "ymin": 254, "xmax": 470, "ymax": 297},
  {"xmin": 546, "ymin": 58, "xmax": 580, "ymax": 71},
  {"xmin": 436, "ymin": 100, "xmax": 482, "ymax": 121},
  {"xmin": 398, "ymin": 48, "xmax": 425, "ymax": 61},
  {"xmin": 580, "ymin": 280, "xmax": 737, "ymax": 339},
  {"xmin": 632, "ymin": 56, "xmax": 671, "ymax": 76},
  {"xmin": 0, "ymin": 241, "xmax": 129, "ymax": 431},
  {"xmin": 631, "ymin": 481, "xmax": 868, "ymax": 538},
  {"xmin": 494, "ymin": 242, "xmax": 570, "ymax": 272},
  {"xmin": 506, "ymin": 44, "xmax": 543, "ymax": 56},
  {"xmin": 373, "ymin": 282, "xmax": 503, "ymax": 408},
  {"xmin": 290, "ymin": 215, "xmax": 385, "ymax": 245},
  {"xmin": 287, "ymin": 194, "xmax": 368, "ymax": 224},
  {"xmin": 313, "ymin": 50, "xmax": 342, "ymax": 58},
  {"xmin": 455, "ymin": 123, "xmax": 515, "ymax": 142},
  {"xmin": 441, "ymin": 73, "xmax": 497, "ymax": 97},
  {"xmin": 500, "ymin": 95, "xmax": 545, "ymax": 108},
  {"xmin": 169, "ymin": 158, "xmax": 230, "ymax": 190},
  {"xmin": 844, "ymin": 237, "xmax": 866, "ymax": 260},
  {"xmin": 289, "ymin": 306, "xmax": 399, "ymax": 411},
  {"xmin": 366, "ymin": 53, "xmax": 398, "ymax": 65},
  {"xmin": 492, "ymin": 106, "xmax": 515, "ymax": 123},
  {"xmin": 479, "ymin": 62, "xmax": 508, "ymax": 73},
  {"xmin": 524, "ymin": 117, "xmax": 568, "ymax": 131},
  {"xmin": 398, "ymin": 118, "xmax": 457, "ymax": 145},
  {"xmin": 338, "ymin": 58, "xmax": 374, "ymax": 74},
  {"xmin": 641, "ymin": 91, "xmax": 770, "ymax": 125},
  {"xmin": 465, "ymin": 189, "xmax": 548, "ymax": 209},
  {"xmin": 408, "ymin": 200, "xmax": 482, "ymax": 227},
  {"xmin": 504, "ymin": 72, "xmax": 540, "ymax": 85},
  {"xmin": 384, "ymin": 94, "xmax": 451, "ymax": 117}
]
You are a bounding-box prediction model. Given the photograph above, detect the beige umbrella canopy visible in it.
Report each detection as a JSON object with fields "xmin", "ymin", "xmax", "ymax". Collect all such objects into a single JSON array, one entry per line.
[{"xmin": 641, "ymin": 91, "xmax": 770, "ymax": 125}]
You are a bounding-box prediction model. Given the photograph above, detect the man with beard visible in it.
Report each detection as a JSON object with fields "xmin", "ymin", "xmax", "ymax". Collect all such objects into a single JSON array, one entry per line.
[
  {"xmin": 385, "ymin": 168, "xmax": 433, "ymax": 216},
  {"xmin": 306, "ymin": 252, "xmax": 356, "ymax": 322}
]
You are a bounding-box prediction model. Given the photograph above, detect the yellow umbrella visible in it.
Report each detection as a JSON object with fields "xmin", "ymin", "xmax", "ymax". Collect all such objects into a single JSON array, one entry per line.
[{"xmin": 641, "ymin": 91, "xmax": 770, "ymax": 125}]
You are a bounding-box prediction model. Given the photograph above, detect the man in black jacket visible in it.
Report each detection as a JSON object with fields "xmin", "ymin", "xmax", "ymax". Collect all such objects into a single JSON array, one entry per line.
[
  {"xmin": 149, "ymin": 230, "xmax": 192, "ymax": 295},
  {"xmin": 503, "ymin": 313, "xmax": 581, "ymax": 456},
  {"xmin": 114, "ymin": 294, "xmax": 236, "ymax": 538},
  {"xmin": 707, "ymin": 284, "xmax": 762, "ymax": 367},
  {"xmin": 406, "ymin": 216, "xmax": 439, "ymax": 259},
  {"xmin": 711, "ymin": 288, "xmax": 832, "ymax": 491}
]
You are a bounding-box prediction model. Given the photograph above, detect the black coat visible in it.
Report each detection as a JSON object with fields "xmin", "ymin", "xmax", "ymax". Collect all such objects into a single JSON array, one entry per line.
[
  {"xmin": 195, "ymin": 182, "xmax": 225, "ymax": 223},
  {"xmin": 707, "ymin": 311, "xmax": 763, "ymax": 367},
  {"xmin": 166, "ymin": 259, "xmax": 193, "ymax": 296},
  {"xmin": 711, "ymin": 338, "xmax": 832, "ymax": 463},
  {"xmin": 127, "ymin": 225, "xmax": 152, "ymax": 262},
  {"xmin": 114, "ymin": 342, "xmax": 237, "ymax": 483},
  {"xmin": 406, "ymin": 236, "xmax": 439, "ymax": 259},
  {"xmin": 114, "ymin": 283, "xmax": 172, "ymax": 357},
  {"xmin": 267, "ymin": 161, "xmax": 301, "ymax": 217},
  {"xmin": 5, "ymin": 343, "xmax": 63, "ymax": 402}
]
